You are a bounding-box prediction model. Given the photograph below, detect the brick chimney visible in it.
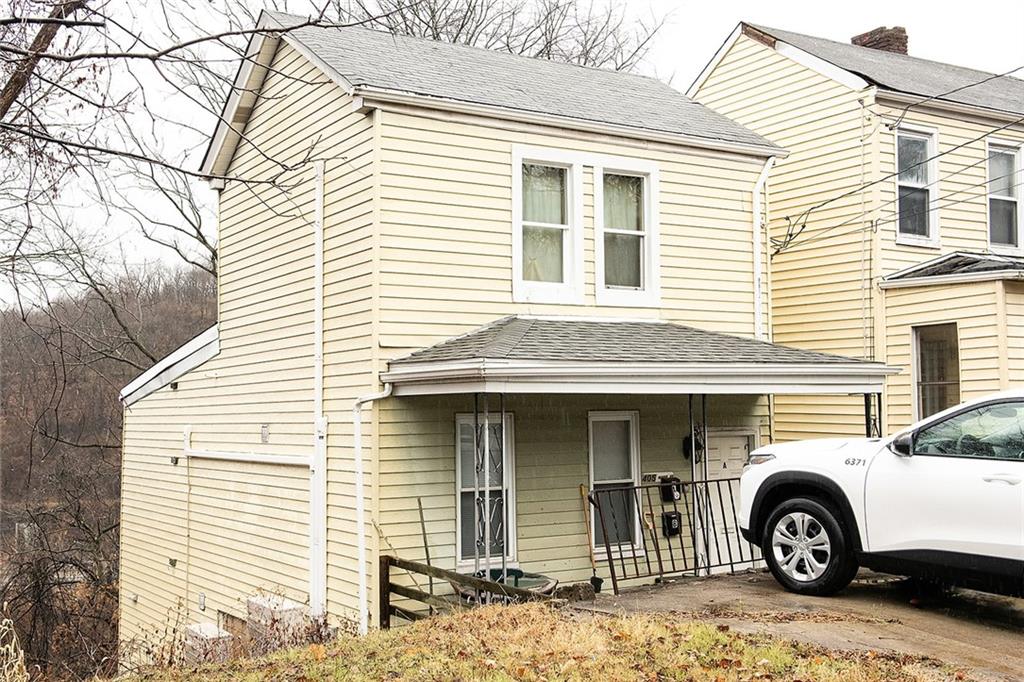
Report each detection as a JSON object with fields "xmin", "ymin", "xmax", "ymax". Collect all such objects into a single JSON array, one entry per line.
[{"xmin": 851, "ymin": 26, "xmax": 908, "ymax": 54}]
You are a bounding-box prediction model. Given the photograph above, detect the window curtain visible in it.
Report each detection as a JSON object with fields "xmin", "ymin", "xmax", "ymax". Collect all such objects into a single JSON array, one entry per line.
[
  {"xmin": 603, "ymin": 174, "xmax": 643, "ymax": 288},
  {"xmin": 522, "ymin": 164, "xmax": 566, "ymax": 283}
]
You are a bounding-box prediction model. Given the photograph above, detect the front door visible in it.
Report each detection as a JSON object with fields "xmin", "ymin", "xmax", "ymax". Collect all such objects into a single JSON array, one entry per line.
[
  {"xmin": 697, "ymin": 431, "xmax": 758, "ymax": 574},
  {"xmin": 864, "ymin": 400, "xmax": 1024, "ymax": 589}
]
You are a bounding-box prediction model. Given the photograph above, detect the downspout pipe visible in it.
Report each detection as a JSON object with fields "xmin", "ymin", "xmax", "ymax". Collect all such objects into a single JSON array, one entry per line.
[
  {"xmin": 753, "ymin": 156, "xmax": 775, "ymax": 341},
  {"xmin": 311, "ymin": 160, "xmax": 328, "ymax": 618},
  {"xmin": 352, "ymin": 382, "xmax": 392, "ymax": 634}
]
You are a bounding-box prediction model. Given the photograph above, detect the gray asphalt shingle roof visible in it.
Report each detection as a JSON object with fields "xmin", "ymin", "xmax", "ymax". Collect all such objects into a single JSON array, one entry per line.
[
  {"xmin": 750, "ymin": 24, "xmax": 1024, "ymax": 117},
  {"xmin": 265, "ymin": 11, "xmax": 780, "ymax": 150},
  {"xmin": 888, "ymin": 252, "xmax": 1024, "ymax": 280},
  {"xmin": 389, "ymin": 316, "xmax": 866, "ymax": 366}
]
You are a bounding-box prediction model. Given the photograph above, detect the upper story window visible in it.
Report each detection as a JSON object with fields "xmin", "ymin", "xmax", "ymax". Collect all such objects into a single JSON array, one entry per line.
[
  {"xmin": 896, "ymin": 128, "xmax": 939, "ymax": 247},
  {"xmin": 988, "ymin": 143, "xmax": 1022, "ymax": 252},
  {"xmin": 596, "ymin": 165, "xmax": 660, "ymax": 307},
  {"xmin": 512, "ymin": 148, "xmax": 583, "ymax": 304},
  {"xmin": 512, "ymin": 145, "xmax": 660, "ymax": 307}
]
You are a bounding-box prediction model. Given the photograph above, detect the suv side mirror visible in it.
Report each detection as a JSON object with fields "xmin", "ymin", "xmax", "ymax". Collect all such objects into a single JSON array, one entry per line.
[{"xmin": 890, "ymin": 432, "xmax": 913, "ymax": 457}]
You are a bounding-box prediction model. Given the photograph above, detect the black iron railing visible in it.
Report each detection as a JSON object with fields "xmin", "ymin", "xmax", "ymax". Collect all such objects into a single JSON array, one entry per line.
[{"xmin": 588, "ymin": 477, "xmax": 761, "ymax": 594}]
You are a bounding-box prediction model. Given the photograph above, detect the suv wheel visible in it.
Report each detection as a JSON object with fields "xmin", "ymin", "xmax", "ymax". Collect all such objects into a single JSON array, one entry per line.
[{"xmin": 761, "ymin": 497, "xmax": 857, "ymax": 596}]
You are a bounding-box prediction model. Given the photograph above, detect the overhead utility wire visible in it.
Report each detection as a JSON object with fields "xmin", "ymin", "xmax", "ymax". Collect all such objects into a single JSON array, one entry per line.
[
  {"xmin": 785, "ymin": 173, "xmax": 1024, "ymax": 252},
  {"xmin": 773, "ymin": 111, "xmax": 1024, "ymax": 254},
  {"xmin": 887, "ymin": 64, "xmax": 1024, "ymax": 129},
  {"xmin": 778, "ymin": 148, "xmax": 1004, "ymax": 250}
]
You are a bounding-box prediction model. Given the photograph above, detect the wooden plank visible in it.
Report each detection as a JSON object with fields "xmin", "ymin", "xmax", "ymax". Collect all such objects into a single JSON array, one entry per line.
[{"xmin": 387, "ymin": 556, "xmax": 547, "ymax": 601}]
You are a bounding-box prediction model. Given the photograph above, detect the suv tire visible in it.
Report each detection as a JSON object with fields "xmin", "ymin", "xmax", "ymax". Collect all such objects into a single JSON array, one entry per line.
[{"xmin": 761, "ymin": 497, "xmax": 857, "ymax": 596}]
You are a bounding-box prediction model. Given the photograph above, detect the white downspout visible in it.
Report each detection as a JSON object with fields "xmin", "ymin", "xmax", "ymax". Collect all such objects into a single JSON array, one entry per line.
[
  {"xmin": 352, "ymin": 382, "xmax": 392, "ymax": 635},
  {"xmin": 310, "ymin": 160, "xmax": 328, "ymax": 618},
  {"xmin": 753, "ymin": 156, "xmax": 775, "ymax": 341}
]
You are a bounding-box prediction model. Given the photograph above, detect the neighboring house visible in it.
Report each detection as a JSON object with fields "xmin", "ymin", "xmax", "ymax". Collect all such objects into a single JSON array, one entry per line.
[
  {"xmin": 691, "ymin": 23, "xmax": 1024, "ymax": 439},
  {"xmin": 116, "ymin": 11, "xmax": 891, "ymax": 651}
]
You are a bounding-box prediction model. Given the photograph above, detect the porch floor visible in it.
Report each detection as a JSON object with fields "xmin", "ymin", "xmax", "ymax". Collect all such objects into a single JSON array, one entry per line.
[{"xmin": 572, "ymin": 570, "xmax": 1024, "ymax": 681}]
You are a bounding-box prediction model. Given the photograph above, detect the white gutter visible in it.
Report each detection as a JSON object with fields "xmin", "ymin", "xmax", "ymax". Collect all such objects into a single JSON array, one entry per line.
[
  {"xmin": 352, "ymin": 383, "xmax": 392, "ymax": 634},
  {"xmin": 753, "ymin": 157, "xmax": 774, "ymax": 341},
  {"xmin": 310, "ymin": 160, "xmax": 328, "ymax": 618},
  {"xmin": 356, "ymin": 88, "xmax": 787, "ymax": 160},
  {"xmin": 879, "ymin": 269, "xmax": 1024, "ymax": 289}
]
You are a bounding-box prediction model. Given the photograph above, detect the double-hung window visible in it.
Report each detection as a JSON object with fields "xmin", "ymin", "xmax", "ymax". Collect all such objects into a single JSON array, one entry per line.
[
  {"xmin": 513, "ymin": 149, "xmax": 583, "ymax": 304},
  {"xmin": 512, "ymin": 146, "xmax": 659, "ymax": 307},
  {"xmin": 596, "ymin": 164, "xmax": 660, "ymax": 306},
  {"xmin": 988, "ymin": 143, "xmax": 1022, "ymax": 252},
  {"xmin": 455, "ymin": 413, "xmax": 515, "ymax": 565},
  {"xmin": 896, "ymin": 128, "xmax": 938, "ymax": 246},
  {"xmin": 588, "ymin": 411, "xmax": 640, "ymax": 552}
]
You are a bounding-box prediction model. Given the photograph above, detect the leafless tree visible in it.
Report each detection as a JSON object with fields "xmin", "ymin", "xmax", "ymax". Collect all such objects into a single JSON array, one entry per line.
[{"xmin": 0, "ymin": 1, "xmax": 664, "ymax": 677}]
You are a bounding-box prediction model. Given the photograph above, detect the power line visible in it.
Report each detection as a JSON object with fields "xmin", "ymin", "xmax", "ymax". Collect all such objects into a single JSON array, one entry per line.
[
  {"xmin": 782, "ymin": 174, "xmax": 1024, "ymax": 253},
  {"xmin": 887, "ymin": 65, "xmax": 1024, "ymax": 129},
  {"xmin": 774, "ymin": 149, "xmax": 1008, "ymax": 252},
  {"xmin": 774, "ymin": 111, "xmax": 1024, "ymax": 254}
]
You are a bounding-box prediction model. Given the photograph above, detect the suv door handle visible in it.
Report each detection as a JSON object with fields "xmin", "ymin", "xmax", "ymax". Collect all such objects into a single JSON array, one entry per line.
[{"xmin": 982, "ymin": 474, "xmax": 1022, "ymax": 485}]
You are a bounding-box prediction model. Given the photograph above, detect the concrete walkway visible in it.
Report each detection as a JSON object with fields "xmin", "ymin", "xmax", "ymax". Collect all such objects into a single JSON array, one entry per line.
[{"xmin": 575, "ymin": 571, "xmax": 1024, "ymax": 681}]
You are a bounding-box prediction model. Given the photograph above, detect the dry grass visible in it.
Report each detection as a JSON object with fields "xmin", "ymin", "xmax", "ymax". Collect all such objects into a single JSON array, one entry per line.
[
  {"xmin": 130, "ymin": 603, "xmax": 963, "ymax": 682},
  {"xmin": 1, "ymin": 615, "xmax": 30, "ymax": 682}
]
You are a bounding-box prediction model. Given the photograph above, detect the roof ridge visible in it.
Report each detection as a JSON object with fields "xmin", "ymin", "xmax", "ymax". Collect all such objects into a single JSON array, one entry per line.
[
  {"xmin": 748, "ymin": 22, "xmax": 1024, "ymax": 85},
  {"xmin": 269, "ymin": 10, "xmax": 677, "ymax": 90}
]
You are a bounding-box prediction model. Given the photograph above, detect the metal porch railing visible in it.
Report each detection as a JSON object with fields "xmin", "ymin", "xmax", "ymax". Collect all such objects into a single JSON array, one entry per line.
[{"xmin": 588, "ymin": 477, "xmax": 761, "ymax": 594}]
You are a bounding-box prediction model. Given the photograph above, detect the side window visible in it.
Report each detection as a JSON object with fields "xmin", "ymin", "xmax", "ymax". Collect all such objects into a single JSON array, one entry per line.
[
  {"xmin": 914, "ymin": 402, "xmax": 1024, "ymax": 460},
  {"xmin": 896, "ymin": 129, "xmax": 938, "ymax": 245}
]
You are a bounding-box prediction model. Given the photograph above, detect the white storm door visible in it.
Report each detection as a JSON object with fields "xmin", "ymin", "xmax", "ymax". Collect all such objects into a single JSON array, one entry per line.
[{"xmin": 703, "ymin": 432, "xmax": 759, "ymax": 573}]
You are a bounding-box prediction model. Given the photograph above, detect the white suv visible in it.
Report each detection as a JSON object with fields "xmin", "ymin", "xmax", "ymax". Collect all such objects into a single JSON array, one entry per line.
[{"xmin": 740, "ymin": 391, "xmax": 1024, "ymax": 597}]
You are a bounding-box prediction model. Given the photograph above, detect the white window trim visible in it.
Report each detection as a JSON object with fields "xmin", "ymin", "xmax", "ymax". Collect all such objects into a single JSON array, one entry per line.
[
  {"xmin": 511, "ymin": 147, "xmax": 585, "ymax": 305},
  {"xmin": 594, "ymin": 161, "xmax": 661, "ymax": 307},
  {"xmin": 588, "ymin": 410, "xmax": 642, "ymax": 556},
  {"xmin": 894, "ymin": 125, "xmax": 940, "ymax": 249},
  {"xmin": 454, "ymin": 412, "xmax": 517, "ymax": 569},
  {"xmin": 986, "ymin": 138, "xmax": 1024, "ymax": 256},
  {"xmin": 911, "ymin": 322, "xmax": 961, "ymax": 422}
]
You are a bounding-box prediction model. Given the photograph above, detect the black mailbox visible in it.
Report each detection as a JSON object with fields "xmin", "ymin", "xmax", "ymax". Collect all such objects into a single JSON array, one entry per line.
[
  {"xmin": 662, "ymin": 510, "xmax": 682, "ymax": 537},
  {"xmin": 659, "ymin": 475, "xmax": 682, "ymax": 503}
]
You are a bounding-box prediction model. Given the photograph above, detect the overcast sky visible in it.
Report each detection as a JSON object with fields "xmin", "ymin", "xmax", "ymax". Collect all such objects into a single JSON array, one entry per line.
[{"xmin": 644, "ymin": 0, "xmax": 1024, "ymax": 88}]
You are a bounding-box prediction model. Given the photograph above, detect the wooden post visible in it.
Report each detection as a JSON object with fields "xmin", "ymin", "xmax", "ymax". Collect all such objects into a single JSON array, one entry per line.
[{"xmin": 378, "ymin": 555, "xmax": 391, "ymax": 630}]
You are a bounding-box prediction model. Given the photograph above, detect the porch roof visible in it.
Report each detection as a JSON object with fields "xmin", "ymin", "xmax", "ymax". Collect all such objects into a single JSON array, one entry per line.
[{"xmin": 382, "ymin": 316, "xmax": 897, "ymax": 396}]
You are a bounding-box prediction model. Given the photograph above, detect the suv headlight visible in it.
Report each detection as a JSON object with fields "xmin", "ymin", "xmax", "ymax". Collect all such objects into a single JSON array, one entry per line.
[{"xmin": 746, "ymin": 452, "xmax": 776, "ymax": 467}]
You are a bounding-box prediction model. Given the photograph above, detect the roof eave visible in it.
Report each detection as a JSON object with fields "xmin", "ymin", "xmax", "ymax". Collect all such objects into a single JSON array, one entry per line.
[
  {"xmin": 120, "ymin": 325, "xmax": 220, "ymax": 406},
  {"xmin": 875, "ymin": 90, "xmax": 1024, "ymax": 125},
  {"xmin": 353, "ymin": 87, "xmax": 787, "ymax": 159},
  {"xmin": 381, "ymin": 358, "xmax": 897, "ymax": 396},
  {"xmin": 200, "ymin": 11, "xmax": 358, "ymax": 180},
  {"xmin": 880, "ymin": 270, "xmax": 1024, "ymax": 289}
]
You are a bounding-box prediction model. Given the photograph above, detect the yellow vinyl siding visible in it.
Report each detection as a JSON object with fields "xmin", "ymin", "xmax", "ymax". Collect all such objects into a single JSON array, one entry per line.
[
  {"xmin": 375, "ymin": 394, "xmax": 766, "ymax": 600},
  {"xmin": 375, "ymin": 107, "xmax": 766, "ymax": 356},
  {"xmin": 874, "ymin": 103, "xmax": 1024, "ymax": 271},
  {"xmin": 119, "ymin": 39, "xmax": 376, "ymax": 651},
  {"xmin": 883, "ymin": 281, "xmax": 1002, "ymax": 430},
  {"xmin": 694, "ymin": 33, "xmax": 878, "ymax": 441},
  {"xmin": 1002, "ymin": 281, "xmax": 1024, "ymax": 386}
]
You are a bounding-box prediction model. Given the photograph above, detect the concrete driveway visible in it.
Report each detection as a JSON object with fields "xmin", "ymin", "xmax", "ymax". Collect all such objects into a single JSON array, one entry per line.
[{"xmin": 576, "ymin": 570, "xmax": 1024, "ymax": 681}]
